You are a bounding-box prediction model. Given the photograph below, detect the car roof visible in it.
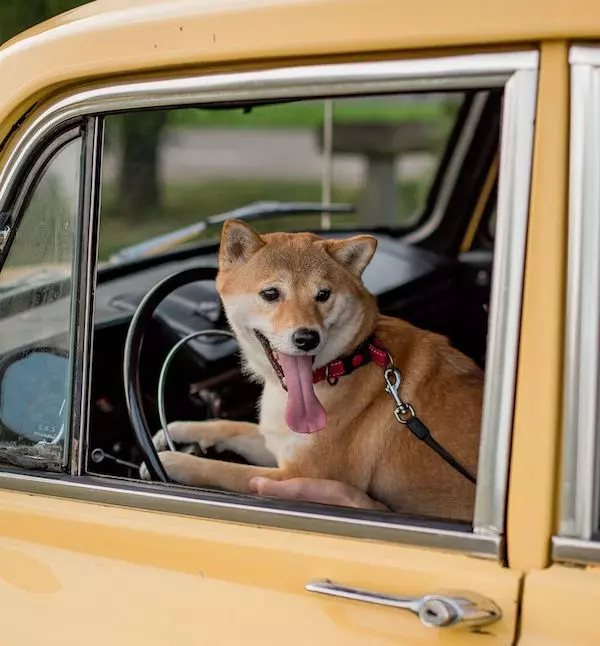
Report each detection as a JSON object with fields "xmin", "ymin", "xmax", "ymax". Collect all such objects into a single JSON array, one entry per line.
[{"xmin": 0, "ymin": 0, "xmax": 597, "ymax": 143}]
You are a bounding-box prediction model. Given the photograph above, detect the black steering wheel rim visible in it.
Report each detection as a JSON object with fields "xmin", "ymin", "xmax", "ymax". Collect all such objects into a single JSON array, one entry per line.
[{"xmin": 122, "ymin": 266, "xmax": 219, "ymax": 482}]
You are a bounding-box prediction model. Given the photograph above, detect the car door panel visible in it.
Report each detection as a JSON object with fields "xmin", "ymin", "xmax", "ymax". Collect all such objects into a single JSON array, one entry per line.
[{"xmin": 0, "ymin": 490, "xmax": 521, "ymax": 645}]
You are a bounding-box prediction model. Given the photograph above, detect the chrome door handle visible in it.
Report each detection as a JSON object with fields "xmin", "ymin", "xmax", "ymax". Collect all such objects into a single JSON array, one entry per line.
[{"xmin": 305, "ymin": 580, "xmax": 501, "ymax": 629}]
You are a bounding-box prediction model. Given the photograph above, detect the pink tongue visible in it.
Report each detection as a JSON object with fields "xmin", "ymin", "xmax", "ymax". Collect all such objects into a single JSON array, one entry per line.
[{"xmin": 277, "ymin": 353, "xmax": 327, "ymax": 434}]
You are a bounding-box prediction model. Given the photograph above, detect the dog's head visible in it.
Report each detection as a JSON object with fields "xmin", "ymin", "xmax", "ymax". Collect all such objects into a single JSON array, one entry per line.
[{"xmin": 216, "ymin": 220, "xmax": 378, "ymax": 434}]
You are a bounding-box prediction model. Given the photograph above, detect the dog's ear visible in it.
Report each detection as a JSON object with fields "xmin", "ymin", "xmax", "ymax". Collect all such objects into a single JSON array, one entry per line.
[
  {"xmin": 219, "ymin": 219, "xmax": 265, "ymax": 269},
  {"xmin": 325, "ymin": 235, "xmax": 377, "ymax": 277}
]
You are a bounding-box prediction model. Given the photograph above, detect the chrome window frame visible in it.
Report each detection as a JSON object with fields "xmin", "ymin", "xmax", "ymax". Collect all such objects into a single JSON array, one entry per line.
[
  {"xmin": 554, "ymin": 45, "xmax": 600, "ymax": 565},
  {"xmin": 67, "ymin": 116, "xmax": 103, "ymax": 475},
  {"xmin": 0, "ymin": 50, "xmax": 538, "ymax": 559}
]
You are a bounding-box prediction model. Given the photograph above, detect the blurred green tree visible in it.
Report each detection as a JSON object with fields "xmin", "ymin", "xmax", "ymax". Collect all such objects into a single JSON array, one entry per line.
[{"xmin": 0, "ymin": 0, "xmax": 166, "ymax": 219}]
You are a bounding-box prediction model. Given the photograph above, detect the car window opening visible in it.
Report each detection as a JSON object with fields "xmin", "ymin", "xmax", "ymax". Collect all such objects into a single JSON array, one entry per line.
[{"xmin": 0, "ymin": 88, "xmax": 501, "ymax": 530}]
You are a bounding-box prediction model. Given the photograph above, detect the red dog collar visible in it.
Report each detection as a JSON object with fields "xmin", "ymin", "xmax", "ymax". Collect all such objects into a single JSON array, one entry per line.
[{"xmin": 313, "ymin": 335, "xmax": 390, "ymax": 385}]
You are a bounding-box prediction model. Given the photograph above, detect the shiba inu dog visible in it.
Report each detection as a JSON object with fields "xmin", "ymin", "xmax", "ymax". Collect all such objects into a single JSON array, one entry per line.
[{"xmin": 142, "ymin": 220, "xmax": 484, "ymax": 521}]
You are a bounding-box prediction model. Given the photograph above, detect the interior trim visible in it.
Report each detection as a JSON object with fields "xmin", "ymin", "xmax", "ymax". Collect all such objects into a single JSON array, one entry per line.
[{"xmin": 460, "ymin": 153, "xmax": 499, "ymax": 252}]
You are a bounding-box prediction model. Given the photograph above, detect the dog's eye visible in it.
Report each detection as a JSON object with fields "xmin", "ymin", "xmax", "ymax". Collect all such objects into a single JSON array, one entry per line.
[
  {"xmin": 316, "ymin": 288, "xmax": 331, "ymax": 303},
  {"xmin": 260, "ymin": 287, "xmax": 280, "ymax": 302}
]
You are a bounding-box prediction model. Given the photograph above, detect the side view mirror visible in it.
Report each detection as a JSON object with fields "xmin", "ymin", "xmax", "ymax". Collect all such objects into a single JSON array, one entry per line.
[{"xmin": 0, "ymin": 347, "xmax": 69, "ymax": 445}]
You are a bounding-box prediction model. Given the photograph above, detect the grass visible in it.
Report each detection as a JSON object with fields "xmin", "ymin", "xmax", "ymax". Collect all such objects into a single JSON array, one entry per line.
[
  {"xmin": 169, "ymin": 97, "xmax": 458, "ymax": 130},
  {"xmin": 99, "ymin": 178, "xmax": 427, "ymax": 260}
]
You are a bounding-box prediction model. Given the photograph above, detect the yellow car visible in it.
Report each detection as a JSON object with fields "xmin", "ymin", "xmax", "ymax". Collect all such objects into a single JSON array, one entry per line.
[{"xmin": 0, "ymin": 0, "xmax": 597, "ymax": 644}]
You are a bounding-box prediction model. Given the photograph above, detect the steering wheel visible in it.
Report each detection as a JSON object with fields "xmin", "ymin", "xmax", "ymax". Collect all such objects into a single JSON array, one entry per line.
[{"xmin": 122, "ymin": 266, "xmax": 221, "ymax": 482}]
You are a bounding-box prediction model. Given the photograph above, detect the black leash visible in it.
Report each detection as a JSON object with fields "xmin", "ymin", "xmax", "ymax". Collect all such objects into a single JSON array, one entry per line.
[{"xmin": 384, "ymin": 367, "xmax": 477, "ymax": 485}]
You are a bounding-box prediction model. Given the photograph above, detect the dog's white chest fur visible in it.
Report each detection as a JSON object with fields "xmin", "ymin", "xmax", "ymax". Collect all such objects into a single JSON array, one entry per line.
[{"xmin": 259, "ymin": 382, "xmax": 312, "ymax": 464}]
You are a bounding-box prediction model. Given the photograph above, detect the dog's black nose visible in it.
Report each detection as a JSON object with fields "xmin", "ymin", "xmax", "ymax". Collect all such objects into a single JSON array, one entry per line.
[{"xmin": 292, "ymin": 328, "xmax": 321, "ymax": 352}]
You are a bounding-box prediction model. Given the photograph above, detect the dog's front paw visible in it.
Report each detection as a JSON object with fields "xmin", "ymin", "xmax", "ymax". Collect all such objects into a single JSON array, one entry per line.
[
  {"xmin": 156, "ymin": 450, "xmax": 208, "ymax": 486},
  {"xmin": 151, "ymin": 422, "xmax": 182, "ymax": 452},
  {"xmin": 152, "ymin": 421, "xmax": 217, "ymax": 454},
  {"xmin": 140, "ymin": 451, "xmax": 193, "ymax": 483}
]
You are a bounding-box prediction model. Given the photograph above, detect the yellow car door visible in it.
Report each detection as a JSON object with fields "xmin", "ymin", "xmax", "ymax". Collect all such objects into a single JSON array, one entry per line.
[
  {"xmin": 0, "ymin": 4, "xmax": 546, "ymax": 645},
  {"xmin": 0, "ymin": 488, "xmax": 520, "ymax": 646}
]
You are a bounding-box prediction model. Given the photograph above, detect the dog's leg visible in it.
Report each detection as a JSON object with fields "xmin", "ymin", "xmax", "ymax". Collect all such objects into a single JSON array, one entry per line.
[
  {"xmin": 141, "ymin": 451, "xmax": 286, "ymax": 492},
  {"xmin": 152, "ymin": 420, "xmax": 276, "ymax": 466}
]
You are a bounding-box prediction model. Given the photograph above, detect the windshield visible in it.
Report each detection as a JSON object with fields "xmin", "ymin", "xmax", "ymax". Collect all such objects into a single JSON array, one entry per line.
[{"xmin": 99, "ymin": 92, "xmax": 464, "ymax": 262}]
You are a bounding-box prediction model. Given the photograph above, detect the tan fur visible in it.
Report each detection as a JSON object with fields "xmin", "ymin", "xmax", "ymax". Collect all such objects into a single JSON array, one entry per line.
[{"xmin": 143, "ymin": 221, "xmax": 483, "ymax": 522}]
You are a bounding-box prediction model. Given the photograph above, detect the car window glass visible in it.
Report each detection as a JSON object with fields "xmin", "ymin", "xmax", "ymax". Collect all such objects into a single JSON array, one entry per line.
[{"xmin": 0, "ymin": 136, "xmax": 82, "ymax": 471}]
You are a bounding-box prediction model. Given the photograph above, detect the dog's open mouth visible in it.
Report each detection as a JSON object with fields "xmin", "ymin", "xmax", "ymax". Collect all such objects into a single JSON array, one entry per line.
[
  {"xmin": 253, "ymin": 330, "xmax": 326, "ymax": 434},
  {"xmin": 254, "ymin": 330, "xmax": 288, "ymax": 391}
]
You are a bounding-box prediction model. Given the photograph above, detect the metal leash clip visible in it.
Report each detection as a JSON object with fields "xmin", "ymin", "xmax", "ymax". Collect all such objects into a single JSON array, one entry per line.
[
  {"xmin": 384, "ymin": 367, "xmax": 415, "ymax": 424},
  {"xmin": 383, "ymin": 363, "xmax": 476, "ymax": 483}
]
